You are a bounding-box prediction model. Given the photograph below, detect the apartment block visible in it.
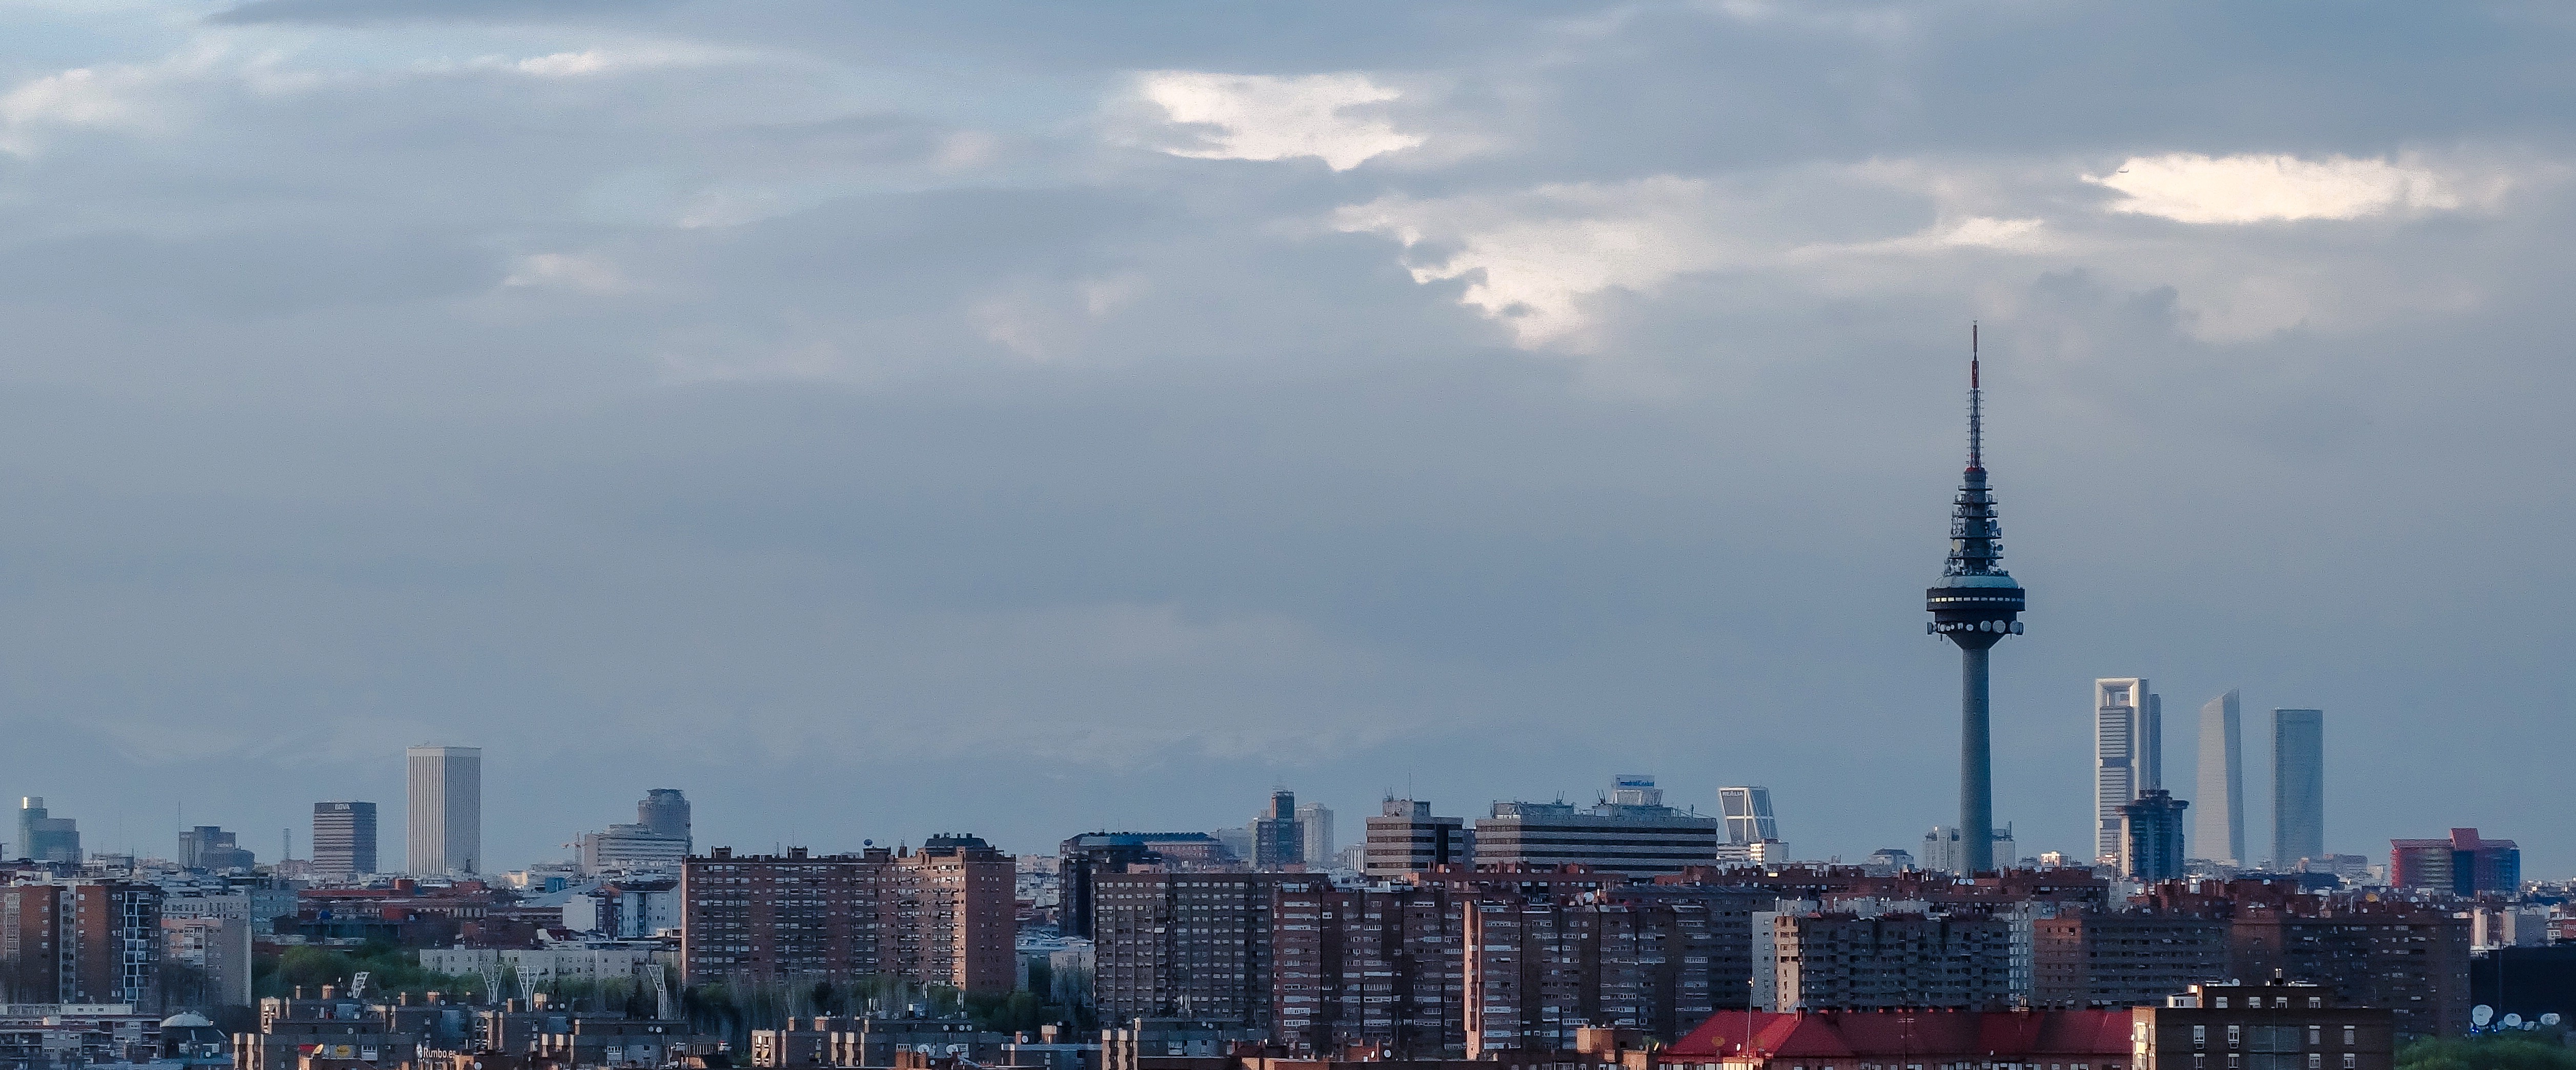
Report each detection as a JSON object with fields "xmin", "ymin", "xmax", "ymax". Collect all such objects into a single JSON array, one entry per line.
[
  {"xmin": 1769, "ymin": 911, "xmax": 2013, "ymax": 1012},
  {"xmin": 2031, "ymin": 911, "xmax": 2229, "ymax": 1008},
  {"xmin": 1271, "ymin": 883, "xmax": 1464, "ymax": 1057},
  {"xmin": 1092, "ymin": 871, "xmax": 1324, "ymax": 1031},
  {"xmin": 0, "ymin": 881, "xmax": 165, "ymax": 1007},
  {"xmin": 2133, "ymin": 980, "xmax": 2396, "ymax": 1070},
  {"xmin": 1462, "ymin": 894, "xmax": 1724, "ymax": 1057},
  {"xmin": 679, "ymin": 835, "xmax": 1016, "ymax": 994}
]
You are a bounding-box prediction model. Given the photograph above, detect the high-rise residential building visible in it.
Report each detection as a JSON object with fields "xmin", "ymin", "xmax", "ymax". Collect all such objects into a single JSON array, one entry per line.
[
  {"xmin": 1769, "ymin": 910, "xmax": 2014, "ymax": 1011},
  {"xmin": 16, "ymin": 797, "xmax": 80, "ymax": 862},
  {"xmin": 178, "ymin": 826, "xmax": 255, "ymax": 871},
  {"xmin": 638, "ymin": 789, "xmax": 691, "ymax": 843},
  {"xmin": 1461, "ymin": 892, "xmax": 1727, "ymax": 1057},
  {"xmin": 1362, "ymin": 798, "xmax": 1471, "ymax": 878},
  {"xmin": 1274, "ymin": 882, "xmax": 1465, "ymax": 1056},
  {"xmin": 1294, "ymin": 803, "xmax": 1334, "ymax": 868},
  {"xmin": 2390, "ymin": 828, "xmax": 2520, "ymax": 896},
  {"xmin": 2029, "ymin": 910, "xmax": 2228, "ymax": 1008},
  {"xmin": 1474, "ymin": 776, "xmax": 1720, "ymax": 877},
  {"xmin": 1090, "ymin": 871, "xmax": 1322, "ymax": 1030},
  {"xmin": 312, "ymin": 801, "xmax": 378, "ymax": 877},
  {"xmin": 2134, "ymin": 981, "xmax": 2399, "ymax": 1070},
  {"xmin": 2195, "ymin": 691, "xmax": 2245, "ymax": 865},
  {"xmin": 2092, "ymin": 678, "xmax": 2158, "ymax": 863},
  {"xmin": 1252, "ymin": 790, "xmax": 1303, "ymax": 868},
  {"xmin": 2119, "ymin": 790, "xmax": 2189, "ymax": 882},
  {"xmin": 1718, "ymin": 786, "xmax": 1784, "ymax": 860},
  {"xmin": 406, "ymin": 745, "xmax": 482, "ymax": 875},
  {"xmin": 681, "ymin": 837, "xmax": 1016, "ymax": 993},
  {"xmin": 0, "ymin": 881, "xmax": 164, "ymax": 1006},
  {"xmin": 1923, "ymin": 330, "xmax": 2028, "ymax": 875},
  {"xmin": 2273, "ymin": 709, "xmax": 2325, "ymax": 866}
]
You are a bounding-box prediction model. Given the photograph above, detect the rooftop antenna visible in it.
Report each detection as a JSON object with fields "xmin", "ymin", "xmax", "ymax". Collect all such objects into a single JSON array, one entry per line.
[{"xmin": 1968, "ymin": 321, "xmax": 1982, "ymax": 471}]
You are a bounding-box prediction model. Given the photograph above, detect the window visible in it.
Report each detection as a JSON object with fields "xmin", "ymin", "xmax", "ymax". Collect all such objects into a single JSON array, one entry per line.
[
  {"xmin": 2229, "ymin": 1026, "xmax": 2241, "ymax": 1049},
  {"xmin": 2195, "ymin": 1027, "xmax": 2207, "ymax": 1048},
  {"xmin": 2342, "ymin": 1028, "xmax": 2355, "ymax": 1046},
  {"xmin": 2216, "ymin": 997, "xmax": 2230, "ymax": 1009},
  {"xmin": 2194, "ymin": 1058, "xmax": 2204, "ymax": 1070},
  {"xmin": 2341, "ymin": 1058, "xmax": 2355, "ymax": 1069},
  {"xmin": 2309, "ymin": 1027, "xmax": 2322, "ymax": 1046},
  {"xmin": 2308, "ymin": 1057, "xmax": 2321, "ymax": 1069},
  {"xmin": 2308, "ymin": 998, "xmax": 2322, "ymax": 1009}
]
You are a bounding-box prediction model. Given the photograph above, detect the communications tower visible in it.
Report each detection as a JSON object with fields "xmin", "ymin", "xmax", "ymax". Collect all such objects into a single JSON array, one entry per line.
[{"xmin": 1924, "ymin": 324, "xmax": 2025, "ymax": 874}]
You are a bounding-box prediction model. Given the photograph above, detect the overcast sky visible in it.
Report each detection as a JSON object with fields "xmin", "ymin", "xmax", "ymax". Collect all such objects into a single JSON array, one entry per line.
[{"xmin": 1, "ymin": 0, "xmax": 2569, "ymax": 876}]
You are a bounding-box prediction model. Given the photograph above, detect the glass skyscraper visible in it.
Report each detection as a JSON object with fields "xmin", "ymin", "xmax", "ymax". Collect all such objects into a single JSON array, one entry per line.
[{"xmin": 2271, "ymin": 708, "xmax": 2324, "ymax": 866}]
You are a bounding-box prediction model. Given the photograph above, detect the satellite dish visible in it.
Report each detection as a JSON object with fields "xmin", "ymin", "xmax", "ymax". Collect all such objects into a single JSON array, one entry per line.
[
  {"xmin": 865, "ymin": 840, "xmax": 874, "ymax": 847},
  {"xmin": 2505, "ymin": 1014, "xmax": 2525, "ymax": 1028},
  {"xmin": 2544, "ymin": 1014, "xmax": 2562, "ymax": 1026},
  {"xmin": 2473, "ymin": 1006, "xmax": 2494, "ymax": 1027}
]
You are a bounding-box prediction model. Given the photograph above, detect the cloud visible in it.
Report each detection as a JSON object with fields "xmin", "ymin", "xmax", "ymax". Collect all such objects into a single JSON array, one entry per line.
[
  {"xmin": 1135, "ymin": 71, "xmax": 1425, "ymax": 171},
  {"xmin": 2087, "ymin": 153, "xmax": 2461, "ymax": 224},
  {"xmin": 1332, "ymin": 176, "xmax": 1735, "ymax": 347},
  {"xmin": 501, "ymin": 252, "xmax": 630, "ymax": 294}
]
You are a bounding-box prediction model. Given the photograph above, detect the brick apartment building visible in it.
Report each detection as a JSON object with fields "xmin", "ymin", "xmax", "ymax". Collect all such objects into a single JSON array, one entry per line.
[
  {"xmin": 2032, "ymin": 911, "xmax": 2231, "ymax": 1009},
  {"xmin": 1462, "ymin": 893, "xmax": 1725, "ymax": 1058},
  {"xmin": 1092, "ymin": 872, "xmax": 1323, "ymax": 1033},
  {"xmin": 1768, "ymin": 911, "xmax": 2014, "ymax": 1012},
  {"xmin": 1272, "ymin": 883, "xmax": 1464, "ymax": 1057},
  {"xmin": 681, "ymin": 835, "xmax": 1015, "ymax": 994},
  {"xmin": 1658, "ymin": 1007, "xmax": 2136, "ymax": 1070},
  {"xmin": 0, "ymin": 881, "xmax": 164, "ymax": 1007},
  {"xmin": 2133, "ymin": 980, "xmax": 2398, "ymax": 1070},
  {"xmin": 2135, "ymin": 880, "xmax": 2470, "ymax": 1040}
]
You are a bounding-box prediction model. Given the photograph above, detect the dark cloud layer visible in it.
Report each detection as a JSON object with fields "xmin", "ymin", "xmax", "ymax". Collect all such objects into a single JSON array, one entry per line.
[{"xmin": 0, "ymin": 1, "xmax": 2566, "ymax": 874}]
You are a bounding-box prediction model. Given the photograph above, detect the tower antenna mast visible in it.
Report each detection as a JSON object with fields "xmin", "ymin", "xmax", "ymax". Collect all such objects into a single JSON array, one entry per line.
[{"xmin": 1925, "ymin": 322, "xmax": 2026, "ymax": 874}]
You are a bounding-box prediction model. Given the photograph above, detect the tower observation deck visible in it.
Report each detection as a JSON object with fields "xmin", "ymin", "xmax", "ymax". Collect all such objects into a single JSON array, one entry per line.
[{"xmin": 1925, "ymin": 324, "xmax": 2024, "ymax": 873}]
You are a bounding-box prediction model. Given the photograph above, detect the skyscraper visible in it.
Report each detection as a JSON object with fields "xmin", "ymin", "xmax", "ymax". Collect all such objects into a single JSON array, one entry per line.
[
  {"xmin": 2091, "ymin": 678, "xmax": 2158, "ymax": 863},
  {"xmin": 407, "ymin": 745, "xmax": 482, "ymax": 875},
  {"xmin": 1252, "ymin": 789, "xmax": 1303, "ymax": 867},
  {"xmin": 2272, "ymin": 709, "xmax": 2324, "ymax": 865},
  {"xmin": 312, "ymin": 801, "xmax": 377, "ymax": 876},
  {"xmin": 1718, "ymin": 786, "xmax": 1780, "ymax": 844},
  {"xmin": 2194, "ymin": 692, "xmax": 2244, "ymax": 865},
  {"xmin": 1924, "ymin": 327, "xmax": 2026, "ymax": 874},
  {"xmin": 638, "ymin": 789, "xmax": 691, "ymax": 843},
  {"xmin": 2119, "ymin": 789, "xmax": 2189, "ymax": 882},
  {"xmin": 1295, "ymin": 802, "xmax": 1334, "ymax": 866},
  {"xmin": 15, "ymin": 797, "xmax": 79, "ymax": 862}
]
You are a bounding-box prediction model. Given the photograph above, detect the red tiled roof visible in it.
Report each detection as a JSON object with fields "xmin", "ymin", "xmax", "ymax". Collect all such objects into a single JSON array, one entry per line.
[{"xmin": 1666, "ymin": 1010, "xmax": 2133, "ymax": 1060}]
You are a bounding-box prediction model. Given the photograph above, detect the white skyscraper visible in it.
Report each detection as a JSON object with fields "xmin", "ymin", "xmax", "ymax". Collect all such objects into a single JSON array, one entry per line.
[
  {"xmin": 2195, "ymin": 691, "xmax": 2245, "ymax": 866},
  {"xmin": 2092, "ymin": 678, "xmax": 2159, "ymax": 864},
  {"xmin": 1295, "ymin": 802, "xmax": 1334, "ymax": 867},
  {"xmin": 407, "ymin": 745, "xmax": 482, "ymax": 875}
]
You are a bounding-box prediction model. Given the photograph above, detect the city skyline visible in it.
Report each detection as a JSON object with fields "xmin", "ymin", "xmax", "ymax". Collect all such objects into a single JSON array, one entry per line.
[{"xmin": 0, "ymin": 2, "xmax": 2566, "ymax": 876}]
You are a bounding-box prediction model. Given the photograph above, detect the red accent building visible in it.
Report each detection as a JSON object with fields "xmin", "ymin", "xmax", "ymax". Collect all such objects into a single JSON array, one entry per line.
[{"xmin": 1657, "ymin": 1008, "xmax": 2135, "ymax": 1070}]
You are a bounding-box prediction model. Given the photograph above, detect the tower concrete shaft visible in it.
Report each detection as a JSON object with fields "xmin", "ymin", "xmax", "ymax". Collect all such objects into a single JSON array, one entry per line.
[{"xmin": 1925, "ymin": 325, "xmax": 2024, "ymax": 874}]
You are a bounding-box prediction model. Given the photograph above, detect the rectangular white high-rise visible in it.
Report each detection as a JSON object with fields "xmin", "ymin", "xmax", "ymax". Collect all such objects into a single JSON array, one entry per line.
[
  {"xmin": 407, "ymin": 745, "xmax": 482, "ymax": 875},
  {"xmin": 2271, "ymin": 708, "xmax": 2324, "ymax": 866},
  {"xmin": 2195, "ymin": 691, "xmax": 2244, "ymax": 865},
  {"xmin": 2092, "ymin": 678, "xmax": 2157, "ymax": 863}
]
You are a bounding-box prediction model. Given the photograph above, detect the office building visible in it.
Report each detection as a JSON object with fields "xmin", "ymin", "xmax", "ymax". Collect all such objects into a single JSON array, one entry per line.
[
  {"xmin": 2093, "ymin": 677, "xmax": 2158, "ymax": 863},
  {"xmin": 638, "ymin": 788, "xmax": 690, "ymax": 842},
  {"xmin": 1923, "ymin": 331, "xmax": 2028, "ymax": 874},
  {"xmin": 2120, "ymin": 790, "xmax": 2190, "ymax": 882},
  {"xmin": 681, "ymin": 836, "xmax": 1016, "ymax": 993},
  {"xmin": 1294, "ymin": 803, "xmax": 1334, "ymax": 869},
  {"xmin": 0, "ymin": 881, "xmax": 164, "ymax": 1006},
  {"xmin": 1252, "ymin": 791, "xmax": 1303, "ymax": 868},
  {"xmin": 312, "ymin": 801, "xmax": 377, "ymax": 877},
  {"xmin": 1363, "ymin": 797, "xmax": 1472, "ymax": 878},
  {"xmin": 2273, "ymin": 709, "xmax": 2325, "ymax": 867},
  {"xmin": 2196, "ymin": 692, "xmax": 2245, "ymax": 865},
  {"xmin": 16, "ymin": 797, "xmax": 79, "ymax": 862},
  {"xmin": 406, "ymin": 745, "xmax": 482, "ymax": 875},
  {"xmin": 2030, "ymin": 910, "xmax": 2228, "ymax": 1008},
  {"xmin": 579, "ymin": 824, "xmax": 689, "ymax": 875},
  {"xmin": 1717, "ymin": 786, "xmax": 1787, "ymax": 860},
  {"xmin": 1475, "ymin": 776, "xmax": 1720, "ymax": 877},
  {"xmin": 2133, "ymin": 981, "xmax": 2397, "ymax": 1070},
  {"xmin": 178, "ymin": 826, "xmax": 255, "ymax": 871},
  {"xmin": 2389, "ymin": 827, "xmax": 2520, "ymax": 896}
]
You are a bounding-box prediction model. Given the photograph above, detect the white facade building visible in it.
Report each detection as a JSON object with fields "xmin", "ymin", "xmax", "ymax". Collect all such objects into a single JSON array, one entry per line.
[
  {"xmin": 2196, "ymin": 691, "xmax": 2245, "ymax": 865},
  {"xmin": 407, "ymin": 745, "xmax": 482, "ymax": 876},
  {"xmin": 417, "ymin": 946, "xmax": 656, "ymax": 999},
  {"xmin": 2093, "ymin": 678, "xmax": 2158, "ymax": 864}
]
